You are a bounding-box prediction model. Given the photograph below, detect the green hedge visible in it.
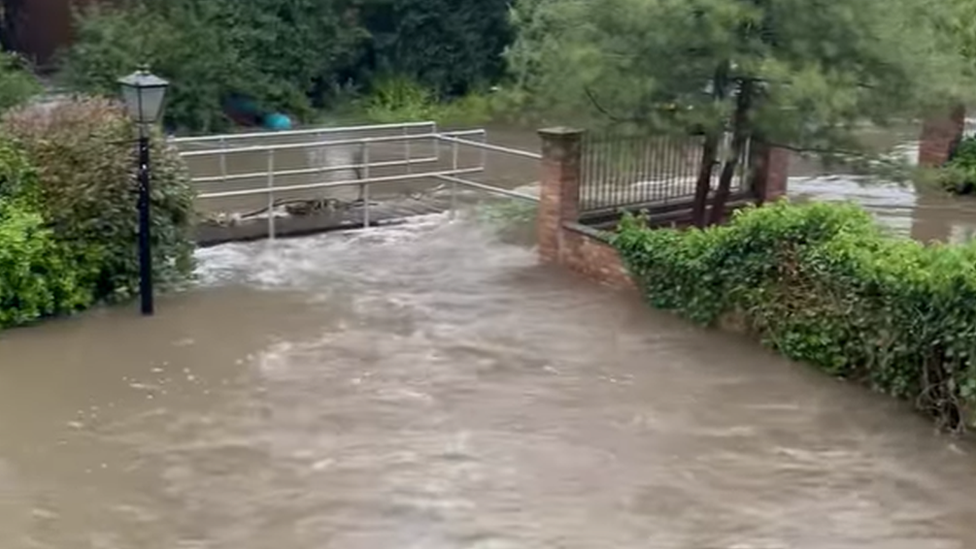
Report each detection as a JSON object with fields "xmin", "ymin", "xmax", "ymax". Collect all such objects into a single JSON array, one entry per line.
[{"xmin": 610, "ymin": 200, "xmax": 976, "ymax": 431}]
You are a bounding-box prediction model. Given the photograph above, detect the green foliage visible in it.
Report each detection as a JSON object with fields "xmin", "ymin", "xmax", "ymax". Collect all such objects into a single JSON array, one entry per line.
[
  {"xmin": 0, "ymin": 50, "xmax": 40, "ymax": 113},
  {"xmin": 0, "ymin": 141, "xmax": 93, "ymax": 329},
  {"xmin": 59, "ymin": 0, "xmax": 513, "ymax": 132},
  {"xmin": 60, "ymin": 0, "xmax": 368, "ymax": 132},
  {"xmin": 0, "ymin": 198, "xmax": 94, "ymax": 328},
  {"xmin": 2, "ymin": 96, "xmax": 196, "ymax": 303},
  {"xmin": 915, "ymin": 136, "xmax": 976, "ymax": 194},
  {"xmin": 611, "ymin": 200, "xmax": 976, "ymax": 430},
  {"xmin": 951, "ymin": 136, "xmax": 976, "ymax": 169},
  {"xmin": 360, "ymin": 74, "xmax": 494, "ymax": 125},
  {"xmin": 507, "ymin": 0, "xmax": 971, "ymax": 147},
  {"xmin": 359, "ymin": 0, "xmax": 512, "ymax": 96}
]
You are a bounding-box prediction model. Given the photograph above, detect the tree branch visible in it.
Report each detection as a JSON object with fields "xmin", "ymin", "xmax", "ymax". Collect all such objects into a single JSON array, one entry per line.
[{"xmin": 583, "ymin": 86, "xmax": 644, "ymax": 124}]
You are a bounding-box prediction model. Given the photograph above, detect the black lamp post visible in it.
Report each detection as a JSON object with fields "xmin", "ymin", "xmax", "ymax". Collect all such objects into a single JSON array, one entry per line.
[{"xmin": 118, "ymin": 66, "xmax": 169, "ymax": 316}]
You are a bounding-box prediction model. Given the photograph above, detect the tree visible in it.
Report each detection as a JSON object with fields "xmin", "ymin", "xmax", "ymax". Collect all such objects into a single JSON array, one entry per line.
[
  {"xmin": 357, "ymin": 0, "xmax": 512, "ymax": 96},
  {"xmin": 60, "ymin": 0, "xmax": 513, "ymax": 132},
  {"xmin": 61, "ymin": 0, "xmax": 368, "ymax": 132},
  {"xmin": 507, "ymin": 0, "xmax": 972, "ymax": 225}
]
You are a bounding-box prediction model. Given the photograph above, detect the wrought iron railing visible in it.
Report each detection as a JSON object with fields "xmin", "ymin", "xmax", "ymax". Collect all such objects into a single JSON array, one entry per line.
[{"xmin": 579, "ymin": 131, "xmax": 750, "ymax": 217}]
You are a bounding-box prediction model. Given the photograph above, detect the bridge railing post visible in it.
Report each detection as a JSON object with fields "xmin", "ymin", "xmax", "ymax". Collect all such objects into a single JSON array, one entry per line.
[
  {"xmin": 362, "ymin": 141, "xmax": 370, "ymax": 228},
  {"xmin": 266, "ymin": 149, "xmax": 275, "ymax": 239},
  {"xmin": 450, "ymin": 139, "xmax": 459, "ymax": 220}
]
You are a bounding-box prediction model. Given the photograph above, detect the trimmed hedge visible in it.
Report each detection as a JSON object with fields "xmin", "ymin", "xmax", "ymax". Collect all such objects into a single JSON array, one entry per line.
[{"xmin": 610, "ymin": 200, "xmax": 976, "ymax": 431}]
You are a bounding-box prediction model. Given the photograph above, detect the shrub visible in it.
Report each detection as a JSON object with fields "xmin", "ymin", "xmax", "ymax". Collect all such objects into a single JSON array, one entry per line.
[
  {"xmin": 611, "ymin": 200, "xmax": 976, "ymax": 431},
  {"xmin": 0, "ymin": 142, "xmax": 92, "ymax": 328},
  {"xmin": 2, "ymin": 96, "xmax": 196, "ymax": 302},
  {"xmin": 361, "ymin": 74, "xmax": 494, "ymax": 125},
  {"xmin": 0, "ymin": 50, "xmax": 40, "ymax": 113},
  {"xmin": 0, "ymin": 200, "xmax": 94, "ymax": 328},
  {"xmin": 920, "ymin": 136, "xmax": 976, "ymax": 194}
]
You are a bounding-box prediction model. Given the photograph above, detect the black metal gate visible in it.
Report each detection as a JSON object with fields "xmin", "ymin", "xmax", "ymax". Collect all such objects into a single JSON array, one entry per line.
[{"xmin": 579, "ymin": 131, "xmax": 751, "ymax": 220}]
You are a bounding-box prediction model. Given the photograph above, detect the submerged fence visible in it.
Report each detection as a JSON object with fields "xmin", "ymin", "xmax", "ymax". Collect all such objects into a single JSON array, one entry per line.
[{"xmin": 579, "ymin": 132, "xmax": 751, "ymax": 218}]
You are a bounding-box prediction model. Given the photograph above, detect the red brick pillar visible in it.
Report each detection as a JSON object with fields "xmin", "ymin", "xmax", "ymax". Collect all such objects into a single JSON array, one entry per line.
[
  {"xmin": 918, "ymin": 105, "xmax": 966, "ymax": 167},
  {"xmin": 751, "ymin": 142, "xmax": 790, "ymax": 204},
  {"xmin": 537, "ymin": 127, "xmax": 583, "ymax": 263}
]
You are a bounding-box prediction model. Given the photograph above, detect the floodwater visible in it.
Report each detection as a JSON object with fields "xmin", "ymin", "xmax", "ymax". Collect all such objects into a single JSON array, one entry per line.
[
  {"xmin": 3, "ymin": 123, "xmax": 976, "ymax": 548},
  {"xmin": 2, "ymin": 215, "xmax": 976, "ymax": 548}
]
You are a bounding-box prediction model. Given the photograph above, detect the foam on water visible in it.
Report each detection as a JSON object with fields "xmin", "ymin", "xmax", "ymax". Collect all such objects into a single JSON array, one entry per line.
[{"xmin": 193, "ymin": 212, "xmax": 537, "ymax": 292}]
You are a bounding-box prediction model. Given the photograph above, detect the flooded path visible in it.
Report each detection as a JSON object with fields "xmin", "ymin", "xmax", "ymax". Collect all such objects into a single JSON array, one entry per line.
[{"xmin": 2, "ymin": 215, "xmax": 976, "ymax": 548}]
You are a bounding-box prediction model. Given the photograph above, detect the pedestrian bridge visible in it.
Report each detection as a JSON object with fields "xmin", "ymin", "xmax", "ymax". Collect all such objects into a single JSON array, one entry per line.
[{"xmin": 171, "ymin": 121, "xmax": 541, "ymax": 244}]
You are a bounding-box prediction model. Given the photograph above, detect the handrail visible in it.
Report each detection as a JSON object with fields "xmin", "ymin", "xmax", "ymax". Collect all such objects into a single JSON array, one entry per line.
[
  {"xmin": 171, "ymin": 121, "xmax": 437, "ymax": 145},
  {"xmin": 198, "ymin": 166, "xmax": 484, "ymax": 199},
  {"xmin": 191, "ymin": 155, "xmax": 438, "ymax": 184},
  {"xmin": 435, "ymin": 135, "xmax": 542, "ymax": 160},
  {"xmin": 180, "ymin": 129, "xmax": 485, "ymax": 158},
  {"xmin": 434, "ymin": 174, "xmax": 539, "ymax": 202}
]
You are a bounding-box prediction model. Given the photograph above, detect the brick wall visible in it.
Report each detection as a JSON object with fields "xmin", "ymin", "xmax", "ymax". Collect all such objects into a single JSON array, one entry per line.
[
  {"xmin": 559, "ymin": 224, "xmax": 635, "ymax": 290},
  {"xmin": 918, "ymin": 105, "xmax": 966, "ymax": 168},
  {"xmin": 537, "ymin": 127, "xmax": 581, "ymax": 264},
  {"xmin": 536, "ymin": 127, "xmax": 789, "ymax": 288}
]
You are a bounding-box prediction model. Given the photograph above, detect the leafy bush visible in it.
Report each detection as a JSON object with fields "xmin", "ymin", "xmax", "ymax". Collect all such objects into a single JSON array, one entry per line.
[
  {"xmin": 0, "ymin": 142, "xmax": 93, "ymax": 329},
  {"xmin": 0, "ymin": 199, "xmax": 94, "ymax": 328},
  {"xmin": 0, "ymin": 50, "xmax": 40, "ymax": 113},
  {"xmin": 611, "ymin": 200, "xmax": 976, "ymax": 431},
  {"xmin": 361, "ymin": 74, "xmax": 494, "ymax": 125},
  {"xmin": 2, "ymin": 96, "xmax": 196, "ymax": 302},
  {"xmin": 922, "ymin": 136, "xmax": 976, "ymax": 194}
]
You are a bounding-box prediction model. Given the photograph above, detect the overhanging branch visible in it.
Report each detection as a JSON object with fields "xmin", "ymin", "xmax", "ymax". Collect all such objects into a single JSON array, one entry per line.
[{"xmin": 583, "ymin": 86, "xmax": 645, "ymax": 124}]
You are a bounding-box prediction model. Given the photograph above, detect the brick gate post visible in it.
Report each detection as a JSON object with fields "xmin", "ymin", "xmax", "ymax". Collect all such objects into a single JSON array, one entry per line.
[
  {"xmin": 751, "ymin": 142, "xmax": 790, "ymax": 204},
  {"xmin": 918, "ymin": 105, "xmax": 966, "ymax": 167},
  {"xmin": 537, "ymin": 127, "xmax": 584, "ymax": 263}
]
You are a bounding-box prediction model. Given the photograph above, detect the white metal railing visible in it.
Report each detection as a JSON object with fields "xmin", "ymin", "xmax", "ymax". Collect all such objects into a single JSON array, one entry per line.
[
  {"xmin": 171, "ymin": 121, "xmax": 438, "ymax": 147},
  {"xmin": 175, "ymin": 121, "xmax": 541, "ymax": 239}
]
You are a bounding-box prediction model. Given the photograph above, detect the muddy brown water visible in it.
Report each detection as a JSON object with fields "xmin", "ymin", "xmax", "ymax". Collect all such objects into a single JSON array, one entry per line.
[{"xmin": 3, "ymin": 124, "xmax": 976, "ymax": 548}]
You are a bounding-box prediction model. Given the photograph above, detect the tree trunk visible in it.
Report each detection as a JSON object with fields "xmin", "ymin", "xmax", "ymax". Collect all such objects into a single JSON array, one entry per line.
[
  {"xmin": 691, "ymin": 135, "xmax": 719, "ymax": 227},
  {"xmin": 690, "ymin": 62, "xmax": 729, "ymax": 227},
  {"xmin": 708, "ymin": 79, "xmax": 753, "ymax": 226},
  {"xmin": 0, "ymin": 0, "xmax": 23, "ymax": 52}
]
